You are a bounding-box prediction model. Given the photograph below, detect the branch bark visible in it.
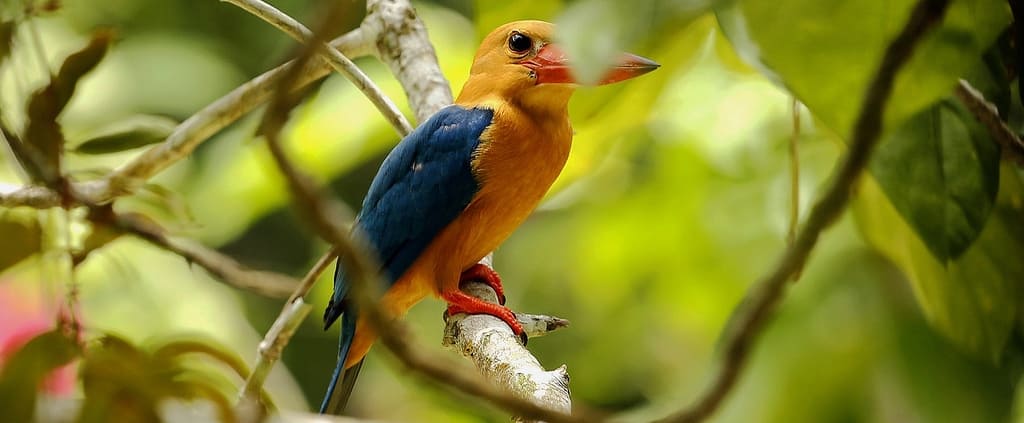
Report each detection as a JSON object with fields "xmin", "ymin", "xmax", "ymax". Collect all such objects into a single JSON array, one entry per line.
[
  {"xmin": 442, "ymin": 281, "xmax": 572, "ymax": 422},
  {"xmin": 953, "ymin": 78, "xmax": 1024, "ymax": 166},
  {"xmin": 657, "ymin": 1, "xmax": 951, "ymax": 422},
  {"xmin": 111, "ymin": 211, "xmax": 299, "ymax": 298}
]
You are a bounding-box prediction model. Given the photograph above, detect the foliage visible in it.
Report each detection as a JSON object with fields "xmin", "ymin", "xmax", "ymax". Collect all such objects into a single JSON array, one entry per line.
[{"xmin": 0, "ymin": 0, "xmax": 1022, "ymax": 421}]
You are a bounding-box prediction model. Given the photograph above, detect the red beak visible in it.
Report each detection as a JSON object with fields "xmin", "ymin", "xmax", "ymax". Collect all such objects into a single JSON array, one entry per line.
[{"xmin": 522, "ymin": 43, "xmax": 660, "ymax": 85}]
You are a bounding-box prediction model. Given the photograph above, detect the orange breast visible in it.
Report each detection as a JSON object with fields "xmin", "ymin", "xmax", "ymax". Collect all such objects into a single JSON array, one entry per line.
[{"xmin": 398, "ymin": 100, "xmax": 572, "ymax": 298}]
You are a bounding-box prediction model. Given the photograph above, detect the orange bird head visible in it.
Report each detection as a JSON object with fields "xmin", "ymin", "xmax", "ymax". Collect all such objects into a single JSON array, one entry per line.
[{"xmin": 456, "ymin": 20, "xmax": 659, "ymax": 116}]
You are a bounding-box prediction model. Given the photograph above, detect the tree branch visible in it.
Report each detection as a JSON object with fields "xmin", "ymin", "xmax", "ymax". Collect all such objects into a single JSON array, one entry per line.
[
  {"xmin": 442, "ymin": 281, "xmax": 572, "ymax": 422},
  {"xmin": 238, "ymin": 250, "xmax": 337, "ymax": 406},
  {"xmin": 364, "ymin": 0, "xmax": 453, "ymax": 123},
  {"xmin": 953, "ymin": 78, "xmax": 1024, "ymax": 166},
  {"xmin": 110, "ymin": 210, "xmax": 299, "ymax": 298},
  {"xmin": 222, "ymin": 0, "xmax": 413, "ymax": 136},
  {"xmin": 657, "ymin": 1, "xmax": 952, "ymax": 422}
]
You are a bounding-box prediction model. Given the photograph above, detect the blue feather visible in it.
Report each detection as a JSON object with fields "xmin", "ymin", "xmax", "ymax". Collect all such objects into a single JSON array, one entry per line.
[{"xmin": 320, "ymin": 105, "xmax": 494, "ymax": 414}]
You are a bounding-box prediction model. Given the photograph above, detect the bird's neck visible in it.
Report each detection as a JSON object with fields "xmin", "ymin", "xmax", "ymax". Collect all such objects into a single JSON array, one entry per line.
[{"xmin": 455, "ymin": 78, "xmax": 573, "ymax": 127}]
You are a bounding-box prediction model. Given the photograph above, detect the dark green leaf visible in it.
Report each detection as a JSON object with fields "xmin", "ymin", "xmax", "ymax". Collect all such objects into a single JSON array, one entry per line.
[
  {"xmin": 870, "ymin": 100, "xmax": 1000, "ymax": 261},
  {"xmin": 0, "ymin": 212, "xmax": 41, "ymax": 272},
  {"xmin": 73, "ymin": 115, "xmax": 177, "ymax": 155},
  {"xmin": 23, "ymin": 29, "xmax": 113, "ymax": 184},
  {"xmin": 0, "ymin": 21, "xmax": 14, "ymax": 66},
  {"xmin": 0, "ymin": 330, "xmax": 80, "ymax": 423}
]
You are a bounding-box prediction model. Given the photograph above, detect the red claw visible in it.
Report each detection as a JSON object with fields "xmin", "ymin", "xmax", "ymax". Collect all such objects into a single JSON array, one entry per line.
[
  {"xmin": 459, "ymin": 263, "xmax": 506, "ymax": 305},
  {"xmin": 442, "ymin": 290, "xmax": 526, "ymax": 345}
]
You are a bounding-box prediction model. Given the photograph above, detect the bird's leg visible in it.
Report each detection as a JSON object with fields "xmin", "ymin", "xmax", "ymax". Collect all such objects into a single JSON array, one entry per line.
[
  {"xmin": 443, "ymin": 290, "xmax": 527, "ymax": 345},
  {"xmin": 459, "ymin": 263, "xmax": 506, "ymax": 305}
]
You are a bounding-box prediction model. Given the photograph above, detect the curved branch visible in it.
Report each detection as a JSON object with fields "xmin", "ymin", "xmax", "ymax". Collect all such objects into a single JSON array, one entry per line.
[
  {"xmin": 112, "ymin": 211, "xmax": 299, "ymax": 298},
  {"xmin": 657, "ymin": 1, "xmax": 952, "ymax": 422}
]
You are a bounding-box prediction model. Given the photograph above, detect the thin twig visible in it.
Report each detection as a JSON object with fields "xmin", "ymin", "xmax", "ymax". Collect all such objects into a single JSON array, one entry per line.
[
  {"xmin": 953, "ymin": 78, "xmax": 1024, "ymax": 166},
  {"xmin": 239, "ymin": 250, "xmax": 337, "ymax": 404},
  {"xmin": 657, "ymin": 1, "xmax": 951, "ymax": 422},
  {"xmin": 111, "ymin": 211, "xmax": 299, "ymax": 298},
  {"xmin": 222, "ymin": 0, "xmax": 413, "ymax": 136}
]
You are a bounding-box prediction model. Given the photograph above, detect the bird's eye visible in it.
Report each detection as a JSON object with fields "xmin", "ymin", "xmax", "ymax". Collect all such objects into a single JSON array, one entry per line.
[{"xmin": 508, "ymin": 31, "xmax": 532, "ymax": 54}]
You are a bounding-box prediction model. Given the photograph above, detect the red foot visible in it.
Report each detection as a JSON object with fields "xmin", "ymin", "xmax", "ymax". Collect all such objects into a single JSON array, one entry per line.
[
  {"xmin": 459, "ymin": 263, "xmax": 506, "ymax": 305},
  {"xmin": 443, "ymin": 290, "xmax": 527, "ymax": 345}
]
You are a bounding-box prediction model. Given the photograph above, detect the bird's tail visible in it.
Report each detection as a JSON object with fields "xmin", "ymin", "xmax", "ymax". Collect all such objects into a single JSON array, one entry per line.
[{"xmin": 320, "ymin": 311, "xmax": 363, "ymax": 415}]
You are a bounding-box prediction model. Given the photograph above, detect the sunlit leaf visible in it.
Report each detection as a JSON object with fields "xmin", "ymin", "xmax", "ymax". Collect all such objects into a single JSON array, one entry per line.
[
  {"xmin": 716, "ymin": 0, "xmax": 1010, "ymax": 135},
  {"xmin": 0, "ymin": 330, "xmax": 80, "ymax": 423},
  {"xmin": 73, "ymin": 115, "xmax": 178, "ymax": 155},
  {"xmin": 853, "ymin": 167, "xmax": 1024, "ymax": 361},
  {"xmin": 22, "ymin": 29, "xmax": 113, "ymax": 184},
  {"xmin": 78, "ymin": 335, "xmax": 238, "ymax": 423},
  {"xmin": 870, "ymin": 100, "xmax": 1000, "ymax": 261}
]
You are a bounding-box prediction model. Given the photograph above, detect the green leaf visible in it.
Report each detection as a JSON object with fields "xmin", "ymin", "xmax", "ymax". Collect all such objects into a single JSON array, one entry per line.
[
  {"xmin": 853, "ymin": 166, "xmax": 1024, "ymax": 362},
  {"xmin": 716, "ymin": 0, "xmax": 1010, "ymax": 135},
  {"xmin": 0, "ymin": 330, "xmax": 80, "ymax": 423},
  {"xmin": 152, "ymin": 339, "xmax": 251, "ymax": 381},
  {"xmin": 73, "ymin": 115, "xmax": 178, "ymax": 155},
  {"xmin": 22, "ymin": 29, "xmax": 113, "ymax": 184},
  {"xmin": 870, "ymin": 100, "xmax": 1000, "ymax": 261}
]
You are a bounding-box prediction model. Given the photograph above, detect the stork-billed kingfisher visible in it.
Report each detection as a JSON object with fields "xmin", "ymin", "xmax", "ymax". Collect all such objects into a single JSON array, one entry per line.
[{"xmin": 321, "ymin": 20, "xmax": 658, "ymax": 414}]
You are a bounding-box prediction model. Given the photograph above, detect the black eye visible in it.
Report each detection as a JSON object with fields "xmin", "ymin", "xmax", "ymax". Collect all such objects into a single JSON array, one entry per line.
[{"xmin": 508, "ymin": 32, "xmax": 532, "ymax": 54}]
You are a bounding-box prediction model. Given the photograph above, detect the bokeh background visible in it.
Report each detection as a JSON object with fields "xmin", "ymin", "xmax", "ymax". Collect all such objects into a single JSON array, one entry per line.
[{"xmin": 1, "ymin": 0, "xmax": 1022, "ymax": 422}]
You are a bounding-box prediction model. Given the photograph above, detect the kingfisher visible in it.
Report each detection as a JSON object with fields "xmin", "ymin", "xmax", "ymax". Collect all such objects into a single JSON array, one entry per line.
[{"xmin": 321, "ymin": 20, "xmax": 658, "ymax": 414}]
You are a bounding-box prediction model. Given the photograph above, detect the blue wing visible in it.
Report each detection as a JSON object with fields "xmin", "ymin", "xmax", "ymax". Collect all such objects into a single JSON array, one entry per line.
[
  {"xmin": 321, "ymin": 105, "xmax": 492, "ymax": 414},
  {"xmin": 323, "ymin": 105, "xmax": 494, "ymax": 328}
]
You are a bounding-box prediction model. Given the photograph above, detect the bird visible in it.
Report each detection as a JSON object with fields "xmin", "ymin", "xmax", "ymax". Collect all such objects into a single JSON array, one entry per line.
[{"xmin": 320, "ymin": 19, "xmax": 658, "ymax": 414}]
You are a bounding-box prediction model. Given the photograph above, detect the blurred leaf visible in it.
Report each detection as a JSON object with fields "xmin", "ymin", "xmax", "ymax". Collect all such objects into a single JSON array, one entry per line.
[
  {"xmin": 0, "ymin": 330, "xmax": 80, "ymax": 423},
  {"xmin": 0, "ymin": 21, "xmax": 13, "ymax": 65},
  {"xmin": 853, "ymin": 165, "xmax": 1024, "ymax": 361},
  {"xmin": 73, "ymin": 115, "xmax": 178, "ymax": 154},
  {"xmin": 0, "ymin": 212, "xmax": 41, "ymax": 272},
  {"xmin": 716, "ymin": 0, "xmax": 1010, "ymax": 135},
  {"xmin": 79, "ymin": 335, "xmax": 236, "ymax": 423},
  {"xmin": 870, "ymin": 100, "xmax": 1000, "ymax": 261},
  {"xmin": 557, "ymin": 0, "xmax": 714, "ymax": 84},
  {"xmin": 152, "ymin": 339, "xmax": 250, "ymax": 381},
  {"xmin": 22, "ymin": 29, "xmax": 113, "ymax": 184},
  {"xmin": 137, "ymin": 183, "xmax": 197, "ymax": 227}
]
